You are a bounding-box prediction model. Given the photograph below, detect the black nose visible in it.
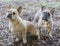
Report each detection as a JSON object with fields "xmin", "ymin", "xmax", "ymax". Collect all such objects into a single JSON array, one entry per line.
[{"xmin": 7, "ymin": 14, "xmax": 12, "ymax": 18}]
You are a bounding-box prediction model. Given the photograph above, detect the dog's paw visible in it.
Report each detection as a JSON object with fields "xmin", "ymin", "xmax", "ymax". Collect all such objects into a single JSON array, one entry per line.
[
  {"xmin": 23, "ymin": 40, "xmax": 27, "ymax": 44},
  {"xmin": 15, "ymin": 38, "xmax": 19, "ymax": 42}
]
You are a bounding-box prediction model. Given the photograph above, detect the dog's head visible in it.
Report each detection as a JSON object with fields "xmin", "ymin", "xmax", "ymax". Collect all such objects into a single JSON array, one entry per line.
[
  {"xmin": 41, "ymin": 6, "xmax": 55, "ymax": 21},
  {"xmin": 7, "ymin": 5, "xmax": 22, "ymax": 20},
  {"xmin": 41, "ymin": 6, "xmax": 55, "ymax": 16}
]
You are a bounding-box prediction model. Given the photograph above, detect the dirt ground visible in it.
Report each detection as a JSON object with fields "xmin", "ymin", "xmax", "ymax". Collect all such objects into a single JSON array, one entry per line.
[{"xmin": 0, "ymin": 1, "xmax": 60, "ymax": 46}]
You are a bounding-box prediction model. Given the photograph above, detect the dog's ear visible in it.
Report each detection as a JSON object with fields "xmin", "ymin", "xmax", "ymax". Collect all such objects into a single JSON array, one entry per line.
[
  {"xmin": 17, "ymin": 6, "xmax": 22, "ymax": 14},
  {"xmin": 41, "ymin": 6, "xmax": 46, "ymax": 11},
  {"xmin": 8, "ymin": 5, "xmax": 12, "ymax": 9},
  {"xmin": 50, "ymin": 8, "xmax": 55, "ymax": 15}
]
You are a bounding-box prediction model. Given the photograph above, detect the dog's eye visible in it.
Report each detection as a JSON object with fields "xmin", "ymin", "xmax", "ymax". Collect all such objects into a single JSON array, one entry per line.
[{"xmin": 13, "ymin": 12, "xmax": 15, "ymax": 15}]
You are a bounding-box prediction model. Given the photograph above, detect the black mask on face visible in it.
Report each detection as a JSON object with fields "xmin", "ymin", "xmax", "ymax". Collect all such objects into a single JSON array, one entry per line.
[{"xmin": 42, "ymin": 12, "xmax": 50, "ymax": 21}]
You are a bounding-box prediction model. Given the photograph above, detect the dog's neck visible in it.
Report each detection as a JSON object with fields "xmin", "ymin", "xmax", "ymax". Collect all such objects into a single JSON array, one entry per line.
[
  {"xmin": 9, "ymin": 15, "xmax": 23, "ymax": 25},
  {"xmin": 16, "ymin": 16, "xmax": 23, "ymax": 23}
]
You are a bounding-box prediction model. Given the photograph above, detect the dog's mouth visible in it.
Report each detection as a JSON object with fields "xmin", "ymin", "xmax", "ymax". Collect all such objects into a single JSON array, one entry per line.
[{"xmin": 7, "ymin": 13, "xmax": 17, "ymax": 21}]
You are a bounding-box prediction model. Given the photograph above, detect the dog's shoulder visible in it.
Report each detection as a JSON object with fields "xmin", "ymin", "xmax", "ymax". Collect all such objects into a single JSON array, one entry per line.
[{"xmin": 24, "ymin": 19, "xmax": 33, "ymax": 24}]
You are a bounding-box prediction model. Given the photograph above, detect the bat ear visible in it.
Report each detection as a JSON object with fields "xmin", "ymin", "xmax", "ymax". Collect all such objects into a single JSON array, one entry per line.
[
  {"xmin": 17, "ymin": 6, "xmax": 22, "ymax": 14},
  {"xmin": 7, "ymin": 4, "xmax": 13, "ymax": 9},
  {"xmin": 50, "ymin": 8, "xmax": 55, "ymax": 15},
  {"xmin": 41, "ymin": 6, "xmax": 46, "ymax": 11}
]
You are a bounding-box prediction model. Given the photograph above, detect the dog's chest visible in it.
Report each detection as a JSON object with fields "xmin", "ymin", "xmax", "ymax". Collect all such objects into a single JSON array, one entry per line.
[{"xmin": 10, "ymin": 21, "xmax": 24, "ymax": 31}]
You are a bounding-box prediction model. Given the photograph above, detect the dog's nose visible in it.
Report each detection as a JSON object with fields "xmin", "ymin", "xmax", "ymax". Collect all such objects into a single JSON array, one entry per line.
[{"xmin": 7, "ymin": 14, "xmax": 12, "ymax": 18}]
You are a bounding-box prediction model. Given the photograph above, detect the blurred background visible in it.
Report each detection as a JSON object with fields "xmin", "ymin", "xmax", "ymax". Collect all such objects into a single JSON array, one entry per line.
[{"xmin": 0, "ymin": 0, "xmax": 60, "ymax": 46}]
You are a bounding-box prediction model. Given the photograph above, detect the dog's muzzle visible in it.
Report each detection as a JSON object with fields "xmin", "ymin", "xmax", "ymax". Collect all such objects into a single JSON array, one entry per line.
[{"xmin": 7, "ymin": 14, "xmax": 12, "ymax": 18}]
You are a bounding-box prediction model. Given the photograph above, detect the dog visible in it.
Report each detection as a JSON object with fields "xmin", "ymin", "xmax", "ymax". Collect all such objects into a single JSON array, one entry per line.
[
  {"xmin": 33, "ymin": 6, "xmax": 55, "ymax": 37},
  {"xmin": 33, "ymin": 6, "xmax": 46, "ymax": 27},
  {"xmin": 7, "ymin": 5, "xmax": 40, "ymax": 44}
]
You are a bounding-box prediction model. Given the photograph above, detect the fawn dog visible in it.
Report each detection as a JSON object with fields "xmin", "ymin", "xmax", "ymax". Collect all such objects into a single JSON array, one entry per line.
[
  {"xmin": 7, "ymin": 5, "xmax": 40, "ymax": 44},
  {"xmin": 33, "ymin": 6, "xmax": 55, "ymax": 37}
]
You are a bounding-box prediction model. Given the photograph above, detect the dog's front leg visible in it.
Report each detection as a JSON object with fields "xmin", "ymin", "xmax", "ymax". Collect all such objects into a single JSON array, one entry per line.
[
  {"xmin": 36, "ymin": 29, "xmax": 40, "ymax": 40},
  {"xmin": 13, "ymin": 31, "xmax": 19, "ymax": 41},
  {"xmin": 22, "ymin": 29, "xmax": 27, "ymax": 44},
  {"xmin": 47, "ymin": 23, "xmax": 52, "ymax": 37},
  {"xmin": 32, "ymin": 27, "xmax": 40, "ymax": 40}
]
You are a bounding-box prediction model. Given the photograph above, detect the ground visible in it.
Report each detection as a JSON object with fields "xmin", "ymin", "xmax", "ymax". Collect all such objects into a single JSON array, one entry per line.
[{"xmin": 0, "ymin": 1, "xmax": 60, "ymax": 46}]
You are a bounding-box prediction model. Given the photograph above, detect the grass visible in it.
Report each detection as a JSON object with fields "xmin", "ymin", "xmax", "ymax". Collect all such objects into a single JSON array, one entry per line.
[{"xmin": 35, "ymin": 1, "xmax": 60, "ymax": 8}]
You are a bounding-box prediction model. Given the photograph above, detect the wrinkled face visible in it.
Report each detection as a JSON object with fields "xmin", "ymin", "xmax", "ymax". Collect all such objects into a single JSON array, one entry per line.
[
  {"xmin": 7, "ymin": 9, "xmax": 19, "ymax": 20},
  {"xmin": 42, "ymin": 11, "xmax": 50, "ymax": 21},
  {"xmin": 43, "ymin": 12, "xmax": 50, "ymax": 17}
]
